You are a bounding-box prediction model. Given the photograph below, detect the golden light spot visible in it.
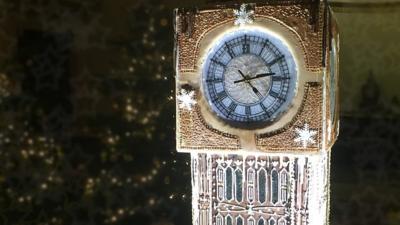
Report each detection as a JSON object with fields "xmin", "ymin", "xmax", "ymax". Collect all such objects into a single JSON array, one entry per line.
[
  {"xmin": 41, "ymin": 183, "xmax": 48, "ymax": 190},
  {"xmin": 21, "ymin": 150, "xmax": 28, "ymax": 158},
  {"xmin": 126, "ymin": 105, "xmax": 133, "ymax": 112},
  {"xmin": 149, "ymin": 198, "xmax": 155, "ymax": 205},
  {"xmin": 118, "ymin": 209, "xmax": 124, "ymax": 215},
  {"xmin": 111, "ymin": 216, "xmax": 117, "ymax": 222},
  {"xmin": 107, "ymin": 137, "xmax": 115, "ymax": 144},
  {"xmin": 160, "ymin": 18, "xmax": 168, "ymax": 26}
]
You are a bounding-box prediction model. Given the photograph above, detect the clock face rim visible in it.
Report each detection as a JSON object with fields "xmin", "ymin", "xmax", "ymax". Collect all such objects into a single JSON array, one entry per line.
[{"xmin": 201, "ymin": 28, "xmax": 298, "ymax": 129}]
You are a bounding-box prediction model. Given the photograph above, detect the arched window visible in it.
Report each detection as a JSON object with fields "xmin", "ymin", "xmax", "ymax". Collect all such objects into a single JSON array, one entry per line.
[
  {"xmin": 248, "ymin": 169, "xmax": 255, "ymax": 184},
  {"xmin": 280, "ymin": 171, "xmax": 288, "ymax": 203},
  {"xmin": 247, "ymin": 168, "xmax": 255, "ymax": 202},
  {"xmin": 217, "ymin": 167, "xmax": 224, "ymax": 183},
  {"xmin": 278, "ymin": 219, "xmax": 286, "ymax": 225},
  {"xmin": 258, "ymin": 218, "xmax": 265, "ymax": 225},
  {"xmin": 216, "ymin": 214, "xmax": 223, "ymax": 225},
  {"xmin": 258, "ymin": 169, "xmax": 266, "ymax": 203},
  {"xmin": 226, "ymin": 215, "xmax": 232, "ymax": 225},
  {"xmin": 226, "ymin": 167, "xmax": 233, "ymax": 200},
  {"xmin": 248, "ymin": 217, "xmax": 255, "ymax": 225},
  {"xmin": 217, "ymin": 167, "xmax": 224, "ymax": 201},
  {"xmin": 236, "ymin": 217, "xmax": 243, "ymax": 225},
  {"xmin": 271, "ymin": 170, "xmax": 279, "ymax": 204},
  {"xmin": 235, "ymin": 169, "xmax": 243, "ymax": 202},
  {"xmin": 218, "ymin": 184, "xmax": 224, "ymax": 201},
  {"xmin": 269, "ymin": 218, "xmax": 276, "ymax": 225}
]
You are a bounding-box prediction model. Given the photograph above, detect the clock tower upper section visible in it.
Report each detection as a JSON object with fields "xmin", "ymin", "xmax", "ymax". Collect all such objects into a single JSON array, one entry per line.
[{"xmin": 174, "ymin": 1, "xmax": 339, "ymax": 154}]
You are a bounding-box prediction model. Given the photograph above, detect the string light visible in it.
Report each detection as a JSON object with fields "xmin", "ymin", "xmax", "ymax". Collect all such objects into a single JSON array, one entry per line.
[{"xmin": 0, "ymin": 2, "xmax": 182, "ymax": 224}]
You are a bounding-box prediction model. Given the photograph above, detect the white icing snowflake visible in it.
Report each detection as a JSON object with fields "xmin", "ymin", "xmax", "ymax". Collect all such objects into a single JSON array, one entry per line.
[
  {"xmin": 177, "ymin": 89, "xmax": 196, "ymax": 110},
  {"xmin": 294, "ymin": 123, "xmax": 317, "ymax": 148},
  {"xmin": 233, "ymin": 4, "xmax": 254, "ymax": 26}
]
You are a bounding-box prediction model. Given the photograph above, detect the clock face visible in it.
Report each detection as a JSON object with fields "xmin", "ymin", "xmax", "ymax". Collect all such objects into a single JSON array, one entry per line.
[{"xmin": 202, "ymin": 29, "xmax": 297, "ymax": 126}]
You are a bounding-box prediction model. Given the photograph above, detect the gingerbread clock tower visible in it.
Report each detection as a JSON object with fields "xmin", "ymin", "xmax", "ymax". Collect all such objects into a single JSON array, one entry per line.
[{"xmin": 174, "ymin": 1, "xmax": 339, "ymax": 225}]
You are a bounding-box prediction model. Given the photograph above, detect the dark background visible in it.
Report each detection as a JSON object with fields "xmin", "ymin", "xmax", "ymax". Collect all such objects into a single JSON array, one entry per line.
[{"xmin": 0, "ymin": 0, "xmax": 399, "ymax": 225}]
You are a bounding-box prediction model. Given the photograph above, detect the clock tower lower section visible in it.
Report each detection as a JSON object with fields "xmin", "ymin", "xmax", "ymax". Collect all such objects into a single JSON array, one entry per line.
[{"xmin": 191, "ymin": 152, "xmax": 330, "ymax": 225}]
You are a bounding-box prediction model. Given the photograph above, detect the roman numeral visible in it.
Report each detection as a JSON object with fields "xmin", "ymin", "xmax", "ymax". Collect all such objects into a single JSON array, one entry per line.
[
  {"xmin": 259, "ymin": 42, "xmax": 267, "ymax": 55},
  {"xmin": 206, "ymin": 78, "xmax": 223, "ymax": 83},
  {"xmin": 266, "ymin": 55, "xmax": 285, "ymax": 67},
  {"xmin": 259, "ymin": 41, "xmax": 272, "ymax": 56},
  {"xmin": 260, "ymin": 103, "xmax": 271, "ymax": 117},
  {"xmin": 242, "ymin": 35, "xmax": 250, "ymax": 54},
  {"xmin": 225, "ymin": 43, "xmax": 235, "ymax": 58},
  {"xmin": 269, "ymin": 90, "xmax": 279, "ymax": 98},
  {"xmin": 272, "ymin": 76, "xmax": 290, "ymax": 82},
  {"xmin": 243, "ymin": 44, "xmax": 250, "ymax": 54},
  {"xmin": 216, "ymin": 91, "xmax": 228, "ymax": 100},
  {"xmin": 211, "ymin": 59, "xmax": 226, "ymax": 67},
  {"xmin": 269, "ymin": 90, "xmax": 285, "ymax": 101},
  {"xmin": 228, "ymin": 102, "xmax": 237, "ymax": 112},
  {"xmin": 245, "ymin": 106, "xmax": 251, "ymax": 116}
]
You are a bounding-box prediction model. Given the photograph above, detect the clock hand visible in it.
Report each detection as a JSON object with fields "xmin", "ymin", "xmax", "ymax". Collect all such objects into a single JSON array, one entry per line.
[
  {"xmin": 237, "ymin": 70, "xmax": 264, "ymax": 99},
  {"xmin": 238, "ymin": 69, "xmax": 247, "ymax": 79},
  {"xmin": 255, "ymin": 72, "xmax": 276, "ymax": 78},
  {"xmin": 233, "ymin": 72, "xmax": 275, "ymax": 84},
  {"xmin": 251, "ymin": 86, "xmax": 263, "ymax": 99}
]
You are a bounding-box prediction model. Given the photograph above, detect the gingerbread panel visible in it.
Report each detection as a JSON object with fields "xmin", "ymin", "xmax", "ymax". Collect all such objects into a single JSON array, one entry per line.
[
  {"xmin": 178, "ymin": 92, "xmax": 241, "ymax": 150},
  {"xmin": 256, "ymin": 83, "xmax": 323, "ymax": 151}
]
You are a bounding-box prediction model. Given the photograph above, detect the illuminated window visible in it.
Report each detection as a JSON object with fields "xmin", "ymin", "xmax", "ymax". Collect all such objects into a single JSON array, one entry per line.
[
  {"xmin": 216, "ymin": 214, "xmax": 223, "ymax": 225},
  {"xmin": 247, "ymin": 168, "xmax": 255, "ymax": 202},
  {"xmin": 218, "ymin": 185, "xmax": 224, "ymax": 201},
  {"xmin": 217, "ymin": 168, "xmax": 224, "ymax": 183},
  {"xmin": 248, "ymin": 185, "xmax": 254, "ymax": 202},
  {"xmin": 248, "ymin": 169, "xmax": 255, "ymax": 184},
  {"xmin": 280, "ymin": 171, "xmax": 288, "ymax": 203},
  {"xmin": 248, "ymin": 217, "xmax": 255, "ymax": 225}
]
